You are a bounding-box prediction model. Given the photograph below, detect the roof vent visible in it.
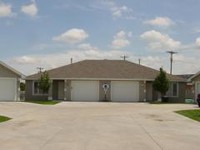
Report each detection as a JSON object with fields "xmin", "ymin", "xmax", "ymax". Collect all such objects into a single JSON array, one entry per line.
[
  {"xmin": 120, "ymin": 54, "xmax": 128, "ymax": 61},
  {"xmin": 70, "ymin": 58, "xmax": 73, "ymax": 64}
]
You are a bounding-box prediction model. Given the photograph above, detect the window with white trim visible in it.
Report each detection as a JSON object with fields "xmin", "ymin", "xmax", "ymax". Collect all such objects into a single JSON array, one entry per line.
[
  {"xmin": 33, "ymin": 81, "xmax": 48, "ymax": 95},
  {"xmin": 167, "ymin": 82, "xmax": 178, "ymax": 97}
]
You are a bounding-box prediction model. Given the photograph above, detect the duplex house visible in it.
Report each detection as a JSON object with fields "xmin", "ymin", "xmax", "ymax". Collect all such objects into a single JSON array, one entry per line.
[{"xmin": 25, "ymin": 60, "xmax": 186, "ymax": 102}]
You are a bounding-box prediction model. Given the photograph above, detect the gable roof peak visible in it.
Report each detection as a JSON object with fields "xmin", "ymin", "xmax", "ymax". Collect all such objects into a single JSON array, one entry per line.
[{"xmin": 0, "ymin": 60, "xmax": 23, "ymax": 78}]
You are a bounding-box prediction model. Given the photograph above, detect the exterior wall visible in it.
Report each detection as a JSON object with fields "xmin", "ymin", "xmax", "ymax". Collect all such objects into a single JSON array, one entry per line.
[
  {"xmin": 25, "ymin": 80, "xmax": 48, "ymax": 100},
  {"xmin": 48, "ymin": 80, "xmax": 53, "ymax": 100},
  {"xmin": 151, "ymin": 82, "xmax": 186, "ymax": 103},
  {"xmin": 65, "ymin": 80, "xmax": 71, "ymax": 101},
  {"xmin": 27, "ymin": 79, "xmax": 142, "ymax": 102},
  {"xmin": 152, "ymin": 90, "xmax": 161, "ymax": 101},
  {"xmin": 52, "ymin": 80, "xmax": 58, "ymax": 99},
  {"xmin": 25, "ymin": 79, "xmax": 186, "ymax": 103},
  {"xmin": 53, "ymin": 80, "xmax": 64, "ymax": 100},
  {"xmin": 139, "ymin": 81, "xmax": 146, "ymax": 102},
  {"xmin": 99, "ymin": 80, "xmax": 111, "ymax": 101},
  {"xmin": 0, "ymin": 64, "xmax": 19, "ymax": 78},
  {"xmin": 17, "ymin": 78, "xmax": 21, "ymax": 101},
  {"xmin": 192, "ymin": 75, "xmax": 200, "ymax": 82},
  {"xmin": 191, "ymin": 75, "xmax": 200, "ymax": 100},
  {"xmin": 51, "ymin": 80, "xmax": 71, "ymax": 101},
  {"xmin": 146, "ymin": 82, "xmax": 153, "ymax": 101},
  {"xmin": 185, "ymin": 84, "xmax": 195, "ymax": 99},
  {"xmin": 168, "ymin": 82, "xmax": 186, "ymax": 103}
]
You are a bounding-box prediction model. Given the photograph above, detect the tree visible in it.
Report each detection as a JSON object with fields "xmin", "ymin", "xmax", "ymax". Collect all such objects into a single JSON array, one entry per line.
[
  {"xmin": 153, "ymin": 68, "xmax": 170, "ymax": 99},
  {"xmin": 38, "ymin": 71, "xmax": 51, "ymax": 94},
  {"xmin": 20, "ymin": 82, "xmax": 25, "ymax": 91}
]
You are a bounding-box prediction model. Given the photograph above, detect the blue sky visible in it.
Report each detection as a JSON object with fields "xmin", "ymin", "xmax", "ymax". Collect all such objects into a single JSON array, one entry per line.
[{"xmin": 0, "ymin": 0, "xmax": 200, "ymax": 75}]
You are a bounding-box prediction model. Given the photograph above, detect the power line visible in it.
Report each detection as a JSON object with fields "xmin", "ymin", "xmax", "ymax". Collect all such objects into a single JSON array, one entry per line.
[
  {"xmin": 175, "ymin": 60, "xmax": 200, "ymax": 69},
  {"xmin": 177, "ymin": 45, "xmax": 199, "ymax": 52},
  {"xmin": 37, "ymin": 67, "xmax": 44, "ymax": 73},
  {"xmin": 166, "ymin": 51, "xmax": 178, "ymax": 75}
]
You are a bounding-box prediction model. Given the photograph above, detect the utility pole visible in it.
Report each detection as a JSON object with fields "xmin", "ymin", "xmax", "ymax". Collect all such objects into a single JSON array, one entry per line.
[
  {"xmin": 70, "ymin": 58, "xmax": 73, "ymax": 64},
  {"xmin": 121, "ymin": 55, "xmax": 128, "ymax": 61},
  {"xmin": 138, "ymin": 58, "xmax": 141, "ymax": 65},
  {"xmin": 166, "ymin": 51, "xmax": 177, "ymax": 74},
  {"xmin": 37, "ymin": 67, "xmax": 44, "ymax": 73}
]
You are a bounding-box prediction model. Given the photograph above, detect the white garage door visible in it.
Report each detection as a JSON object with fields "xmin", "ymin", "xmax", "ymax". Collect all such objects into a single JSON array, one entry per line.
[
  {"xmin": 71, "ymin": 81, "xmax": 99, "ymax": 101},
  {"xmin": 111, "ymin": 81, "xmax": 139, "ymax": 102},
  {"xmin": 0, "ymin": 78, "xmax": 16, "ymax": 101}
]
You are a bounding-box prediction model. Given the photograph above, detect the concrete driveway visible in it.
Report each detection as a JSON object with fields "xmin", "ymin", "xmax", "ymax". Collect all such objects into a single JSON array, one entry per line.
[{"xmin": 0, "ymin": 102, "xmax": 199, "ymax": 150}]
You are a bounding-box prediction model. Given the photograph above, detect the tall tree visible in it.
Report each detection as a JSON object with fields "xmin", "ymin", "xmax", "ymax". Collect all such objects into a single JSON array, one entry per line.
[
  {"xmin": 153, "ymin": 68, "xmax": 170, "ymax": 98},
  {"xmin": 38, "ymin": 71, "xmax": 51, "ymax": 94}
]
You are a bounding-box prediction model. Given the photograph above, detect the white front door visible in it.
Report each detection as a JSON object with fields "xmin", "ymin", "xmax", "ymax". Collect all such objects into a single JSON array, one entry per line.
[
  {"xmin": 0, "ymin": 78, "xmax": 16, "ymax": 101},
  {"xmin": 71, "ymin": 81, "xmax": 99, "ymax": 101},
  {"xmin": 111, "ymin": 81, "xmax": 139, "ymax": 102}
]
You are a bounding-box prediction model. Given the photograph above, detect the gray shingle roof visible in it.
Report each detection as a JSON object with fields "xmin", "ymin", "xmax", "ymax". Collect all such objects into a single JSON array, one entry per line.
[
  {"xmin": 26, "ymin": 60, "xmax": 185, "ymax": 81},
  {"xmin": 177, "ymin": 74, "xmax": 194, "ymax": 80}
]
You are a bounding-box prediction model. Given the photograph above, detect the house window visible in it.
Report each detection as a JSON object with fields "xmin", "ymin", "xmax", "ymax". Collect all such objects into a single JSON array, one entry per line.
[
  {"xmin": 167, "ymin": 82, "xmax": 178, "ymax": 97},
  {"xmin": 33, "ymin": 81, "xmax": 48, "ymax": 95}
]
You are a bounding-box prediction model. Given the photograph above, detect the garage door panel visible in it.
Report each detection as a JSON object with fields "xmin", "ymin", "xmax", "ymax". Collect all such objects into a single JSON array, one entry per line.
[
  {"xmin": 111, "ymin": 81, "xmax": 139, "ymax": 102},
  {"xmin": 71, "ymin": 81, "xmax": 99, "ymax": 101},
  {"xmin": 0, "ymin": 78, "xmax": 16, "ymax": 101}
]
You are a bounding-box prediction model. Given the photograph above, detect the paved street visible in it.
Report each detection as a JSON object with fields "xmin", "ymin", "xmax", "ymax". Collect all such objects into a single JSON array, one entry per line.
[{"xmin": 0, "ymin": 102, "xmax": 199, "ymax": 150}]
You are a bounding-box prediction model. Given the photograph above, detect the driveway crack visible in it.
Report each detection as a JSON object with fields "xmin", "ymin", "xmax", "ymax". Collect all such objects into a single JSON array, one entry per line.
[
  {"xmin": 39, "ymin": 127, "xmax": 63, "ymax": 150},
  {"xmin": 130, "ymin": 115, "xmax": 163, "ymax": 150}
]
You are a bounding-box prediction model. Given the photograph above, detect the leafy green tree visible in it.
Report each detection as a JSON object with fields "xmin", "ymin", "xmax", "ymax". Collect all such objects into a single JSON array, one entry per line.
[
  {"xmin": 38, "ymin": 71, "xmax": 51, "ymax": 94},
  {"xmin": 153, "ymin": 68, "xmax": 170, "ymax": 98},
  {"xmin": 20, "ymin": 82, "xmax": 25, "ymax": 91}
]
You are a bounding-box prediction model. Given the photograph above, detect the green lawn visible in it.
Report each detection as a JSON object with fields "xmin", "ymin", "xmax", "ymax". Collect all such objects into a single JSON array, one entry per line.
[
  {"xmin": 25, "ymin": 100, "xmax": 60, "ymax": 105},
  {"xmin": 149, "ymin": 101, "xmax": 184, "ymax": 104},
  {"xmin": 0, "ymin": 115, "xmax": 11, "ymax": 123},
  {"xmin": 149, "ymin": 101, "xmax": 168, "ymax": 104},
  {"xmin": 175, "ymin": 109, "xmax": 200, "ymax": 122}
]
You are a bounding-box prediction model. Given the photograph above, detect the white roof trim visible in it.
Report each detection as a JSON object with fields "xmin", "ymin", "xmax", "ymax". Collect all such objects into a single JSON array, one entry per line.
[
  {"xmin": 188, "ymin": 71, "xmax": 200, "ymax": 81},
  {"xmin": 0, "ymin": 61, "xmax": 24, "ymax": 78}
]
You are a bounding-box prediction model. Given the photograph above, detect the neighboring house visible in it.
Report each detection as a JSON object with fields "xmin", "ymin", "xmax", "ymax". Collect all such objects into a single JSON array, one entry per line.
[
  {"xmin": 178, "ymin": 74, "xmax": 195, "ymax": 100},
  {"xmin": 25, "ymin": 60, "xmax": 186, "ymax": 102},
  {"xmin": 0, "ymin": 61, "xmax": 23, "ymax": 101},
  {"xmin": 187, "ymin": 72, "xmax": 200, "ymax": 100}
]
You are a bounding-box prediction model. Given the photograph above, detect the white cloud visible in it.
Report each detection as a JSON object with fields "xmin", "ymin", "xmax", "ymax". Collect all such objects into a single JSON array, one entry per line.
[
  {"xmin": 14, "ymin": 56, "xmax": 38, "ymax": 64},
  {"xmin": 140, "ymin": 54, "xmax": 199, "ymax": 74},
  {"xmin": 53, "ymin": 28, "xmax": 89, "ymax": 44},
  {"xmin": 0, "ymin": 2, "xmax": 12, "ymax": 17},
  {"xmin": 9, "ymin": 49, "xmax": 129, "ymax": 75},
  {"xmin": 8, "ymin": 48, "xmax": 200, "ymax": 75},
  {"xmin": 192, "ymin": 27, "xmax": 200, "ymax": 34},
  {"xmin": 112, "ymin": 5, "xmax": 129, "ymax": 17},
  {"xmin": 112, "ymin": 30, "xmax": 132, "ymax": 49},
  {"xmin": 141, "ymin": 56, "xmax": 165, "ymax": 69},
  {"xmin": 78, "ymin": 43, "xmax": 98, "ymax": 50},
  {"xmin": 101, "ymin": 1, "xmax": 133, "ymax": 19},
  {"xmin": 140, "ymin": 30, "xmax": 181, "ymax": 50},
  {"xmin": 21, "ymin": 0, "xmax": 38, "ymax": 17},
  {"xmin": 144, "ymin": 17, "xmax": 174, "ymax": 27},
  {"xmin": 173, "ymin": 55, "xmax": 199, "ymax": 74},
  {"xmin": 196, "ymin": 37, "xmax": 200, "ymax": 47}
]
